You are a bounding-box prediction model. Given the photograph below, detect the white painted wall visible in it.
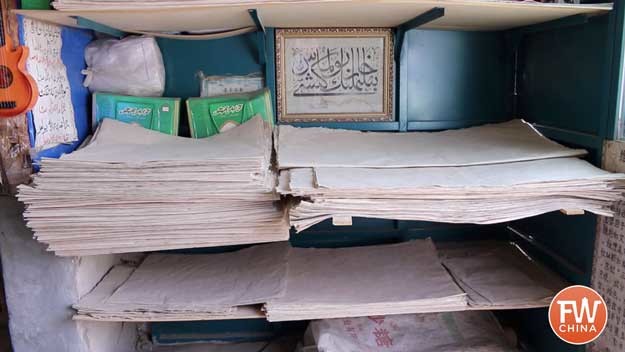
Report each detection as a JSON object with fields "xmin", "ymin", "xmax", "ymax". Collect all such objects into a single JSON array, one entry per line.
[{"xmin": 0, "ymin": 196, "xmax": 138, "ymax": 352}]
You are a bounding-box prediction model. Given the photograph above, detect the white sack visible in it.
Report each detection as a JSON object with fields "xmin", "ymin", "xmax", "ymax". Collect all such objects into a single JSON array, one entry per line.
[{"xmin": 83, "ymin": 36, "xmax": 165, "ymax": 96}]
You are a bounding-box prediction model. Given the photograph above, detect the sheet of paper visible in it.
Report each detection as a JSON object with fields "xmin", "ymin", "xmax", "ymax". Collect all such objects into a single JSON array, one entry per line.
[
  {"xmin": 312, "ymin": 158, "xmax": 621, "ymax": 190},
  {"xmin": 107, "ymin": 242, "xmax": 289, "ymax": 310},
  {"xmin": 74, "ymin": 264, "xmax": 265, "ymax": 321},
  {"xmin": 277, "ymin": 119, "xmax": 586, "ymax": 169},
  {"xmin": 22, "ymin": 18, "xmax": 78, "ymax": 150},
  {"xmin": 439, "ymin": 241, "xmax": 568, "ymax": 309},
  {"xmin": 265, "ymin": 240, "xmax": 467, "ymax": 321}
]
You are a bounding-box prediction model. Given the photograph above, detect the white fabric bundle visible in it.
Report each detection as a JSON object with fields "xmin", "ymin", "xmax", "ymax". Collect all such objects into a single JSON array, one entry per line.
[
  {"xmin": 308, "ymin": 311, "xmax": 518, "ymax": 352},
  {"xmin": 82, "ymin": 36, "xmax": 165, "ymax": 96}
]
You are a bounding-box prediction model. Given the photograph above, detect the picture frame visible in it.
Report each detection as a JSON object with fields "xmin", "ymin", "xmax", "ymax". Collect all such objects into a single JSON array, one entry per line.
[{"xmin": 276, "ymin": 28, "xmax": 394, "ymax": 122}]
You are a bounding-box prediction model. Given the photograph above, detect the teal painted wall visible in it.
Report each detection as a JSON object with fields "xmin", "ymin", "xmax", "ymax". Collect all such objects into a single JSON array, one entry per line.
[
  {"xmin": 157, "ymin": 33, "xmax": 264, "ymax": 136},
  {"xmin": 508, "ymin": 12, "xmax": 618, "ymax": 352},
  {"xmin": 404, "ymin": 30, "xmax": 513, "ymax": 130}
]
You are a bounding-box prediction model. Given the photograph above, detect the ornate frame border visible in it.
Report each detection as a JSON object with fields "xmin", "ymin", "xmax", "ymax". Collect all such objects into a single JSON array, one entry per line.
[{"xmin": 275, "ymin": 27, "xmax": 394, "ymax": 123}]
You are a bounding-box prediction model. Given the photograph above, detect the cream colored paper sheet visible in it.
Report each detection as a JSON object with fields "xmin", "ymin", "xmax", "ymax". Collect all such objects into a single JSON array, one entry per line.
[
  {"xmin": 438, "ymin": 241, "xmax": 568, "ymax": 309},
  {"xmin": 264, "ymin": 240, "xmax": 467, "ymax": 321},
  {"xmin": 277, "ymin": 119, "xmax": 586, "ymax": 169}
]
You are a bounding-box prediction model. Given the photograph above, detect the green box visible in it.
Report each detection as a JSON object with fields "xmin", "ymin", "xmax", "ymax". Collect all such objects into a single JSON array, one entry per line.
[
  {"xmin": 186, "ymin": 88, "xmax": 274, "ymax": 138},
  {"xmin": 93, "ymin": 93, "xmax": 180, "ymax": 135}
]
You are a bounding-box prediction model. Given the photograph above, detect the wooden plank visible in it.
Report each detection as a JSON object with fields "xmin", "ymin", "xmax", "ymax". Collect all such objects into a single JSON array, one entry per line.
[{"xmin": 15, "ymin": 1, "xmax": 610, "ymax": 34}]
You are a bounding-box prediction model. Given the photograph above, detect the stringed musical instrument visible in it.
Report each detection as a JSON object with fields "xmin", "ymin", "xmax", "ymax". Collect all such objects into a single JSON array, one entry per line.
[{"xmin": 0, "ymin": 0, "xmax": 37, "ymax": 118}]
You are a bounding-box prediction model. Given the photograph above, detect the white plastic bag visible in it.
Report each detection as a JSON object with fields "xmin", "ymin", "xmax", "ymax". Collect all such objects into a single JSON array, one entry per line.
[
  {"xmin": 309, "ymin": 312, "xmax": 517, "ymax": 352},
  {"xmin": 82, "ymin": 36, "xmax": 165, "ymax": 97}
]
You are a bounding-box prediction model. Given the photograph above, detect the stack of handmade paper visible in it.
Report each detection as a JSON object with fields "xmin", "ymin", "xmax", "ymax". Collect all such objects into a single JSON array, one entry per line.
[
  {"xmin": 51, "ymin": 0, "xmax": 315, "ymax": 11},
  {"xmin": 74, "ymin": 243, "xmax": 287, "ymax": 321},
  {"xmin": 263, "ymin": 240, "xmax": 467, "ymax": 322},
  {"xmin": 276, "ymin": 120, "xmax": 625, "ymax": 231},
  {"xmin": 18, "ymin": 117, "xmax": 288, "ymax": 256},
  {"xmin": 74, "ymin": 239, "xmax": 570, "ymax": 322},
  {"xmin": 438, "ymin": 241, "xmax": 568, "ymax": 310}
]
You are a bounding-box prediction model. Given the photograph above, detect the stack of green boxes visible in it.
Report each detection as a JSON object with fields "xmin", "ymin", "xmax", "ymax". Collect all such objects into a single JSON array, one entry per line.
[{"xmin": 91, "ymin": 89, "xmax": 274, "ymax": 138}]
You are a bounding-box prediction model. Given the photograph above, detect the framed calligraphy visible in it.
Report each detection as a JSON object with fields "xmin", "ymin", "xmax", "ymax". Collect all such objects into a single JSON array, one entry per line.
[{"xmin": 276, "ymin": 28, "xmax": 393, "ymax": 122}]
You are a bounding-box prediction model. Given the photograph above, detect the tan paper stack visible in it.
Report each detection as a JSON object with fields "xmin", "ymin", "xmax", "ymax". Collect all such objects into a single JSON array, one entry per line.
[
  {"xmin": 276, "ymin": 120, "xmax": 625, "ymax": 231},
  {"xmin": 74, "ymin": 240, "xmax": 570, "ymax": 323},
  {"xmin": 51, "ymin": 0, "xmax": 318, "ymax": 11},
  {"xmin": 74, "ymin": 243, "xmax": 288, "ymax": 321},
  {"xmin": 438, "ymin": 241, "xmax": 569, "ymax": 310},
  {"xmin": 263, "ymin": 240, "xmax": 468, "ymax": 322},
  {"xmin": 18, "ymin": 117, "xmax": 289, "ymax": 256}
]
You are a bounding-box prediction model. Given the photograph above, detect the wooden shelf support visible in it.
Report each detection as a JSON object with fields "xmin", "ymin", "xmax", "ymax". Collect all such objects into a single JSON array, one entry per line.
[
  {"xmin": 74, "ymin": 16, "xmax": 126, "ymax": 38},
  {"xmin": 248, "ymin": 8, "xmax": 266, "ymax": 66},
  {"xmin": 394, "ymin": 7, "xmax": 444, "ymax": 132},
  {"xmin": 394, "ymin": 7, "xmax": 445, "ymax": 61}
]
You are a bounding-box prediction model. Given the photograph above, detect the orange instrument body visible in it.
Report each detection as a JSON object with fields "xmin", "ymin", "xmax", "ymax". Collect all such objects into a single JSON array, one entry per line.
[{"xmin": 0, "ymin": 6, "xmax": 38, "ymax": 118}]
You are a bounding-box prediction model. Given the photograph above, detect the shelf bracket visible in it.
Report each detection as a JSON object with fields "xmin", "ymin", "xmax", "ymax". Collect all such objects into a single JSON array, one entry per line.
[
  {"xmin": 248, "ymin": 9, "xmax": 267, "ymax": 66},
  {"xmin": 394, "ymin": 7, "xmax": 444, "ymax": 131},
  {"xmin": 74, "ymin": 16, "xmax": 127, "ymax": 38},
  {"xmin": 394, "ymin": 7, "xmax": 445, "ymax": 61}
]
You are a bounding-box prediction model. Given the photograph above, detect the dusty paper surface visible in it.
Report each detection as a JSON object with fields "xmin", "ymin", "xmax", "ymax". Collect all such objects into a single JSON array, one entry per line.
[
  {"xmin": 312, "ymin": 158, "xmax": 620, "ymax": 190},
  {"xmin": 277, "ymin": 119, "xmax": 586, "ymax": 169},
  {"xmin": 264, "ymin": 240, "xmax": 467, "ymax": 321},
  {"xmin": 22, "ymin": 18, "xmax": 78, "ymax": 150},
  {"xmin": 65, "ymin": 117, "xmax": 271, "ymax": 163},
  {"xmin": 106, "ymin": 242, "xmax": 289, "ymax": 309},
  {"xmin": 74, "ymin": 264, "xmax": 264, "ymax": 321},
  {"xmin": 276, "ymin": 240, "xmax": 463, "ymax": 304},
  {"xmin": 439, "ymin": 241, "xmax": 568, "ymax": 309}
]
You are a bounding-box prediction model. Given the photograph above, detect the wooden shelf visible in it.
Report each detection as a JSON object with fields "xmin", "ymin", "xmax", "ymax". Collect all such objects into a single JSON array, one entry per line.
[{"xmin": 15, "ymin": 0, "xmax": 611, "ymax": 35}]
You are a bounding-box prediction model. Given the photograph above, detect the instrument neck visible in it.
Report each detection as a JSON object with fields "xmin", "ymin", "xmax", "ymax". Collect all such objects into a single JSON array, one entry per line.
[{"xmin": 0, "ymin": 1, "xmax": 13, "ymax": 49}]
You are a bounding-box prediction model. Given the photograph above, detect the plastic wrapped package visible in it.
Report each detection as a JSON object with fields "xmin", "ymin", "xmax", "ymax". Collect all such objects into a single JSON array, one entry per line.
[
  {"xmin": 308, "ymin": 312, "xmax": 518, "ymax": 352},
  {"xmin": 82, "ymin": 36, "xmax": 165, "ymax": 97},
  {"xmin": 199, "ymin": 72, "xmax": 264, "ymax": 97}
]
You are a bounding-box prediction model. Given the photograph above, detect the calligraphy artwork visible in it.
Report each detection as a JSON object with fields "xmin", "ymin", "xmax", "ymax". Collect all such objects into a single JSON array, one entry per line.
[
  {"xmin": 276, "ymin": 28, "xmax": 393, "ymax": 122},
  {"xmin": 22, "ymin": 18, "xmax": 78, "ymax": 150}
]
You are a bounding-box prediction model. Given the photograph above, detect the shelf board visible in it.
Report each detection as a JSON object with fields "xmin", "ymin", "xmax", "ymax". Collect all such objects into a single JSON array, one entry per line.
[{"xmin": 15, "ymin": 0, "xmax": 611, "ymax": 35}]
